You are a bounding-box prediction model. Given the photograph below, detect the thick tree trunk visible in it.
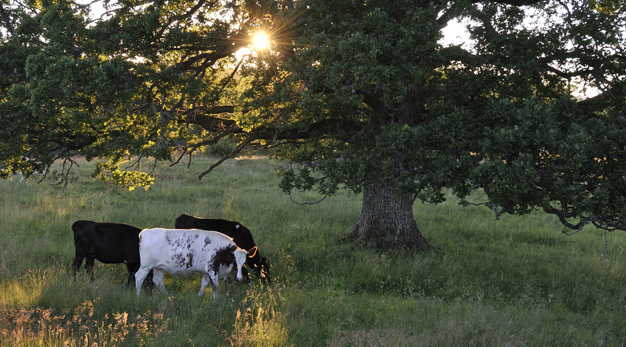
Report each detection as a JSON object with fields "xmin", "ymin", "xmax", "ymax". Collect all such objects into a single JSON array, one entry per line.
[{"xmin": 344, "ymin": 183, "xmax": 436, "ymax": 251}]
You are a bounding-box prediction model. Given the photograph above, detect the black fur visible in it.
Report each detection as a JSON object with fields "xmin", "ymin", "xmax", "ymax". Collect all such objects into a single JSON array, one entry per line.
[
  {"xmin": 211, "ymin": 245, "xmax": 237, "ymax": 273},
  {"xmin": 71, "ymin": 220, "xmax": 153, "ymax": 289}
]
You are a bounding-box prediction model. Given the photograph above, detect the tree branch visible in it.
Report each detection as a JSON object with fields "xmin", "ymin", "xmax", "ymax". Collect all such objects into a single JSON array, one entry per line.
[
  {"xmin": 461, "ymin": 199, "xmax": 506, "ymax": 220},
  {"xmin": 156, "ymin": 0, "xmax": 214, "ymax": 39},
  {"xmin": 476, "ymin": 0, "xmax": 545, "ymax": 5},
  {"xmin": 169, "ymin": 132, "xmax": 232, "ymax": 167},
  {"xmin": 188, "ymin": 110, "xmax": 365, "ymax": 141},
  {"xmin": 216, "ymin": 54, "xmax": 246, "ymax": 96},
  {"xmin": 576, "ymin": 84, "xmax": 624, "ymax": 113},
  {"xmin": 198, "ymin": 135, "xmax": 255, "ymax": 179},
  {"xmin": 436, "ymin": 0, "xmax": 543, "ymax": 26},
  {"xmin": 543, "ymin": 205, "xmax": 626, "ymax": 233}
]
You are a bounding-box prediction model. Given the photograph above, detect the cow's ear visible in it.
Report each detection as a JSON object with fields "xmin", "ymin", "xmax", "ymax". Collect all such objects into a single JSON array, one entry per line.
[{"xmin": 247, "ymin": 245, "xmax": 258, "ymax": 258}]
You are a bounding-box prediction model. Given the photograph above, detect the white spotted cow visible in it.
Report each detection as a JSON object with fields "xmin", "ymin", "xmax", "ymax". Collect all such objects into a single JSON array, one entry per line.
[{"xmin": 134, "ymin": 228, "xmax": 248, "ymax": 298}]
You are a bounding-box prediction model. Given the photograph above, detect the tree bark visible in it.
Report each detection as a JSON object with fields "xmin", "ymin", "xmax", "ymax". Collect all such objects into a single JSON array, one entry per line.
[{"xmin": 344, "ymin": 182, "xmax": 436, "ymax": 251}]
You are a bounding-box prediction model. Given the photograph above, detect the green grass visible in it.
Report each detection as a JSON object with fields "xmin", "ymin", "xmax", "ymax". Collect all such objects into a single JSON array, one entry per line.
[{"xmin": 2, "ymin": 156, "xmax": 626, "ymax": 346}]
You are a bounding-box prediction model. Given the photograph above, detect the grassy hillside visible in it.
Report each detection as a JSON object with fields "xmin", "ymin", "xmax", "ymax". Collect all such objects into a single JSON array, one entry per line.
[{"xmin": 1, "ymin": 156, "xmax": 626, "ymax": 346}]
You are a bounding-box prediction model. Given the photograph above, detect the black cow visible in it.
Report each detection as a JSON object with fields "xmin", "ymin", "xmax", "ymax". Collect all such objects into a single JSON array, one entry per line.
[
  {"xmin": 174, "ymin": 214, "xmax": 271, "ymax": 283},
  {"xmin": 71, "ymin": 220, "xmax": 152, "ymax": 288}
]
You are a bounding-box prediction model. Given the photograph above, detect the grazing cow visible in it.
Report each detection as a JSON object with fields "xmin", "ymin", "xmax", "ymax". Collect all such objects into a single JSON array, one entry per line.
[
  {"xmin": 71, "ymin": 220, "xmax": 152, "ymax": 288},
  {"xmin": 175, "ymin": 214, "xmax": 271, "ymax": 283},
  {"xmin": 134, "ymin": 228, "xmax": 247, "ymax": 298}
]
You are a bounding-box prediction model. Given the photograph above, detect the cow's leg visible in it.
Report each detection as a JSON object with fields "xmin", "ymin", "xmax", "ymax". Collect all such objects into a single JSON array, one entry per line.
[
  {"xmin": 71, "ymin": 254, "xmax": 85, "ymax": 280},
  {"xmin": 126, "ymin": 271, "xmax": 135, "ymax": 289},
  {"xmin": 151, "ymin": 269, "xmax": 167, "ymax": 294},
  {"xmin": 198, "ymin": 273, "xmax": 210, "ymax": 296},
  {"xmin": 85, "ymin": 257, "xmax": 95, "ymax": 281},
  {"xmin": 126, "ymin": 262, "xmax": 139, "ymax": 288},
  {"xmin": 209, "ymin": 271, "xmax": 220, "ymax": 299},
  {"xmin": 72, "ymin": 234, "xmax": 89, "ymax": 280},
  {"xmin": 144, "ymin": 270, "xmax": 155, "ymax": 292},
  {"xmin": 134, "ymin": 267, "xmax": 150, "ymax": 296}
]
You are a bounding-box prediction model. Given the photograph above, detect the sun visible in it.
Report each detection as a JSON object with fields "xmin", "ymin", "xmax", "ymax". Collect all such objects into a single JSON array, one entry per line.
[{"xmin": 252, "ymin": 31, "xmax": 270, "ymax": 51}]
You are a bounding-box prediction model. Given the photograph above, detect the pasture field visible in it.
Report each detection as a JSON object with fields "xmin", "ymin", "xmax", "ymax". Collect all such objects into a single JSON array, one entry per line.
[{"xmin": 2, "ymin": 156, "xmax": 626, "ymax": 346}]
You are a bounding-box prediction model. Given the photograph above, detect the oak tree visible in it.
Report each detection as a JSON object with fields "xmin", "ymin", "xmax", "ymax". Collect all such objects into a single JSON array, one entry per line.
[{"xmin": 1, "ymin": 0, "xmax": 625, "ymax": 250}]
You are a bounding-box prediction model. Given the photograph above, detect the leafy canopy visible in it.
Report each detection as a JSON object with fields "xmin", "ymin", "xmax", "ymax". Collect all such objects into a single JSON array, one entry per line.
[{"xmin": 1, "ymin": 0, "xmax": 625, "ymax": 232}]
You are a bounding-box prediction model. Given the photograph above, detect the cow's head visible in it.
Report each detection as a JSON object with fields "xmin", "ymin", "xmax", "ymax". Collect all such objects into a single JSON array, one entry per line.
[
  {"xmin": 234, "ymin": 248, "xmax": 248, "ymax": 282},
  {"xmin": 247, "ymin": 246, "xmax": 271, "ymax": 282}
]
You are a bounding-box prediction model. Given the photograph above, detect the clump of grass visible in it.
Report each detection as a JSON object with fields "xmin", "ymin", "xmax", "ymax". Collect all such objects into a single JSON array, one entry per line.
[
  {"xmin": 229, "ymin": 284, "xmax": 290, "ymax": 346},
  {"xmin": 0, "ymin": 299, "xmax": 169, "ymax": 346}
]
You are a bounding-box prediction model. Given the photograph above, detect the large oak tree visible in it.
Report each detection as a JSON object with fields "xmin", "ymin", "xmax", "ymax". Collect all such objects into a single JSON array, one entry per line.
[{"xmin": 1, "ymin": 0, "xmax": 625, "ymax": 250}]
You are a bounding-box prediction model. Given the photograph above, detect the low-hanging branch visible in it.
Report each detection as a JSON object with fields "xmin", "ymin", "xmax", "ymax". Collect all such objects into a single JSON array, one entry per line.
[
  {"xmin": 461, "ymin": 199, "xmax": 507, "ymax": 220},
  {"xmin": 191, "ymin": 114, "xmax": 364, "ymax": 179},
  {"xmin": 543, "ymin": 205, "xmax": 626, "ymax": 233},
  {"xmin": 198, "ymin": 135, "xmax": 256, "ymax": 179},
  {"xmin": 188, "ymin": 110, "xmax": 365, "ymax": 142}
]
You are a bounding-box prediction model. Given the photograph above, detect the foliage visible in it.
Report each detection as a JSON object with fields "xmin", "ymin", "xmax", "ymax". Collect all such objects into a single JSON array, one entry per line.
[
  {"xmin": 0, "ymin": 0, "xmax": 260, "ymax": 189},
  {"xmin": 203, "ymin": 136, "xmax": 238, "ymax": 156},
  {"xmin": 1, "ymin": 0, "xmax": 625, "ymax": 236}
]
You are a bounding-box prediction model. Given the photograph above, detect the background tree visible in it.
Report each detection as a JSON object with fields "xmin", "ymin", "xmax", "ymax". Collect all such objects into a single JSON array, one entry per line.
[
  {"xmin": 238, "ymin": 0, "xmax": 626, "ymax": 249},
  {"xmin": 0, "ymin": 0, "xmax": 48, "ymax": 177},
  {"xmin": 1, "ymin": 0, "xmax": 625, "ymax": 250},
  {"xmin": 1, "ymin": 0, "xmax": 261, "ymax": 186}
]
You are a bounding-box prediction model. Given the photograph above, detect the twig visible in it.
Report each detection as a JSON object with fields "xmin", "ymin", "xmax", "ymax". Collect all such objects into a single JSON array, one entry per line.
[
  {"xmin": 198, "ymin": 136, "xmax": 255, "ymax": 179},
  {"xmin": 216, "ymin": 54, "xmax": 246, "ymax": 97},
  {"xmin": 561, "ymin": 223, "xmax": 587, "ymax": 236},
  {"xmin": 148, "ymin": 159, "xmax": 158, "ymax": 176},
  {"xmin": 170, "ymin": 133, "xmax": 234, "ymax": 168},
  {"xmin": 51, "ymin": 157, "xmax": 77, "ymax": 192},
  {"xmin": 289, "ymin": 191, "xmax": 329, "ymax": 205},
  {"xmin": 461, "ymin": 199, "xmax": 505, "ymax": 220},
  {"xmin": 124, "ymin": 155, "xmax": 143, "ymax": 171}
]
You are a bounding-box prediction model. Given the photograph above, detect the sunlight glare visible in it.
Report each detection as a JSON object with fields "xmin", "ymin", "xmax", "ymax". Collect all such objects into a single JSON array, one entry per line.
[
  {"xmin": 236, "ymin": 47, "xmax": 251, "ymax": 61},
  {"xmin": 252, "ymin": 31, "xmax": 270, "ymax": 51}
]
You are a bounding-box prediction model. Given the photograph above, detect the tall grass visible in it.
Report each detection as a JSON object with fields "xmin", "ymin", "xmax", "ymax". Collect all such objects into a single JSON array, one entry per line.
[{"xmin": 1, "ymin": 156, "xmax": 626, "ymax": 346}]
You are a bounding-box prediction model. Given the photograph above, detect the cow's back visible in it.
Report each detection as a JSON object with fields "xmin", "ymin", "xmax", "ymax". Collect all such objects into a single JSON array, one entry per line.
[
  {"xmin": 137, "ymin": 228, "xmax": 170, "ymax": 260},
  {"xmin": 139, "ymin": 228, "xmax": 236, "ymax": 274},
  {"xmin": 98, "ymin": 223, "xmax": 141, "ymax": 262},
  {"xmin": 94, "ymin": 223, "xmax": 141, "ymax": 243},
  {"xmin": 72, "ymin": 220, "xmax": 141, "ymax": 263},
  {"xmin": 174, "ymin": 214, "xmax": 196, "ymax": 229},
  {"xmin": 174, "ymin": 214, "xmax": 256, "ymax": 250}
]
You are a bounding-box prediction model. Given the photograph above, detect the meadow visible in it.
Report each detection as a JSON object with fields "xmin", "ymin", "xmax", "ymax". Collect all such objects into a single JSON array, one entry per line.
[{"xmin": 1, "ymin": 155, "xmax": 626, "ymax": 346}]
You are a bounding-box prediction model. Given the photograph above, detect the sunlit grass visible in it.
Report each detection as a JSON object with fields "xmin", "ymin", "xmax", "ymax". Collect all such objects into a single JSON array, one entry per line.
[
  {"xmin": 0, "ymin": 299, "xmax": 169, "ymax": 346},
  {"xmin": 1, "ymin": 269, "xmax": 49, "ymax": 308},
  {"xmin": 2, "ymin": 155, "xmax": 626, "ymax": 345},
  {"xmin": 229, "ymin": 284, "xmax": 290, "ymax": 346}
]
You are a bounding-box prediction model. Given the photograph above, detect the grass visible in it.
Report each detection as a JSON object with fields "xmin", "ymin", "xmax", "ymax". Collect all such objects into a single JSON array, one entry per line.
[{"xmin": 2, "ymin": 155, "xmax": 626, "ymax": 346}]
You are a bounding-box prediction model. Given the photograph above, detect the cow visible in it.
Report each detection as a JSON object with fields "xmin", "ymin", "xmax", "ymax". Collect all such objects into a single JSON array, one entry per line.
[
  {"xmin": 175, "ymin": 214, "xmax": 271, "ymax": 283},
  {"xmin": 71, "ymin": 220, "xmax": 152, "ymax": 288},
  {"xmin": 134, "ymin": 228, "xmax": 247, "ymax": 298}
]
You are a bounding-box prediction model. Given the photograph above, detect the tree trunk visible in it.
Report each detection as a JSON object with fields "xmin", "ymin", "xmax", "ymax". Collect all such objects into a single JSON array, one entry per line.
[{"xmin": 344, "ymin": 183, "xmax": 436, "ymax": 251}]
